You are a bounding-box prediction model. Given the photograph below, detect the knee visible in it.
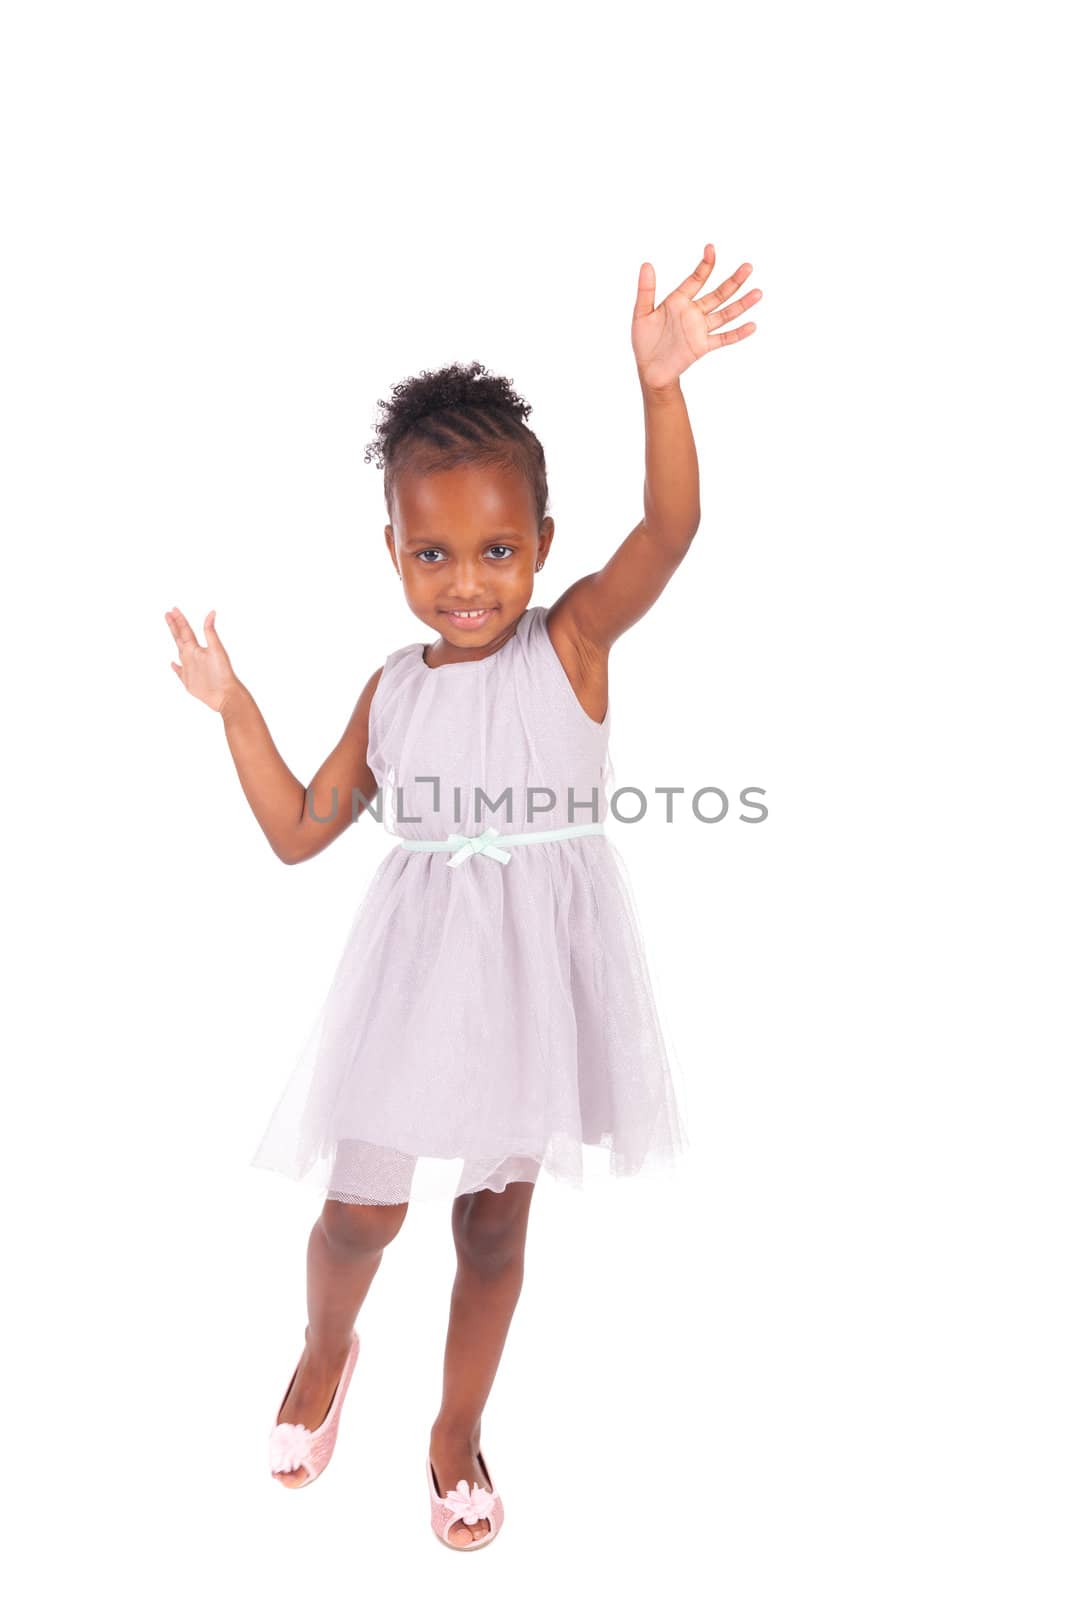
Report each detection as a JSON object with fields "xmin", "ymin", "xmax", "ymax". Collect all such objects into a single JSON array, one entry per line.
[
  {"xmin": 453, "ymin": 1185, "xmax": 532, "ymax": 1272},
  {"xmin": 320, "ymin": 1197, "xmax": 408, "ymax": 1254}
]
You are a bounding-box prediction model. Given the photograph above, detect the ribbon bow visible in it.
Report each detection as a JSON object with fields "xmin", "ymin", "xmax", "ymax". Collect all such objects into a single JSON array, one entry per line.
[
  {"xmin": 269, "ymin": 1422, "xmax": 313, "ymax": 1475},
  {"xmin": 443, "ymin": 1476, "xmax": 497, "ymax": 1526},
  {"xmin": 445, "ymin": 825, "xmax": 512, "ymax": 868}
]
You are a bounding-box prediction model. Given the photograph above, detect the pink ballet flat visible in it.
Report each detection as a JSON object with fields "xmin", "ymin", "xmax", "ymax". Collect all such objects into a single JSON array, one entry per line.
[
  {"xmin": 268, "ymin": 1330, "xmax": 360, "ymax": 1488},
  {"xmin": 426, "ymin": 1449, "xmax": 505, "ymax": 1550}
]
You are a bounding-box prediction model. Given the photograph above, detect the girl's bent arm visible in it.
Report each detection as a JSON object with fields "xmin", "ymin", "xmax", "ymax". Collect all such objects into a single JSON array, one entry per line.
[{"xmin": 221, "ymin": 667, "xmax": 382, "ymax": 866}]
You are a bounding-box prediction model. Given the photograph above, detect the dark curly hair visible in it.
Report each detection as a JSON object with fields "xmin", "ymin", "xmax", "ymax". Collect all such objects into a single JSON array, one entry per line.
[{"xmin": 363, "ymin": 359, "xmax": 549, "ymax": 527}]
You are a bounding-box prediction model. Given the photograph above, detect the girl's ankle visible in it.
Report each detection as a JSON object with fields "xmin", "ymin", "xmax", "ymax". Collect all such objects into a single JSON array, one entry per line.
[
  {"xmin": 304, "ymin": 1333, "xmax": 354, "ymax": 1368},
  {"xmin": 431, "ymin": 1417, "xmax": 482, "ymax": 1446}
]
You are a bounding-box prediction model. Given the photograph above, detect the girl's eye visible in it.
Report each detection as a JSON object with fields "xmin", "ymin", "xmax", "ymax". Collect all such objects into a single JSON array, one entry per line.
[{"xmin": 415, "ymin": 546, "xmax": 514, "ymax": 563}]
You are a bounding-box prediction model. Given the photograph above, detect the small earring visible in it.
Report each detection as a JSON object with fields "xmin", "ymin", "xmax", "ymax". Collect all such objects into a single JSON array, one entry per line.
[{"xmin": 536, "ymin": 561, "xmax": 543, "ymax": 571}]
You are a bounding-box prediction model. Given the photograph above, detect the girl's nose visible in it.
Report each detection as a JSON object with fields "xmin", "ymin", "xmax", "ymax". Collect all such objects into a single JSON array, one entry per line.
[{"xmin": 450, "ymin": 570, "xmax": 488, "ymax": 596}]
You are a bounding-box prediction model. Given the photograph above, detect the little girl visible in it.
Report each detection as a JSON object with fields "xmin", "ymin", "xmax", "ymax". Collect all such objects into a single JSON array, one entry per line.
[{"xmin": 164, "ymin": 243, "xmax": 760, "ymax": 1550}]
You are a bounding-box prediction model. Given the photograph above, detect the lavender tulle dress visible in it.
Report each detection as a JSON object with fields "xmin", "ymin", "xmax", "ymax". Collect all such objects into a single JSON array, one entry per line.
[{"xmin": 249, "ymin": 604, "xmax": 689, "ymax": 1206}]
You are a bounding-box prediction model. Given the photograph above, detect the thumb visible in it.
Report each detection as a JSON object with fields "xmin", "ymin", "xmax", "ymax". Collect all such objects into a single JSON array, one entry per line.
[
  {"xmin": 205, "ymin": 609, "xmax": 218, "ymax": 634},
  {"xmin": 633, "ymin": 260, "xmax": 656, "ymax": 320}
]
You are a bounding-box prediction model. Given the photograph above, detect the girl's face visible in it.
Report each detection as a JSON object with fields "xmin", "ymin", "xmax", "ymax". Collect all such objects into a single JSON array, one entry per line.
[{"xmin": 386, "ymin": 463, "xmax": 553, "ymax": 652}]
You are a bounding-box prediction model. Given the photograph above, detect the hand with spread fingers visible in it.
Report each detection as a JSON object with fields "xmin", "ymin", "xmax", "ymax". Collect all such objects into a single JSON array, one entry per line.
[
  {"xmin": 631, "ymin": 242, "xmax": 762, "ymax": 391},
  {"xmin": 164, "ymin": 606, "xmax": 243, "ymax": 715}
]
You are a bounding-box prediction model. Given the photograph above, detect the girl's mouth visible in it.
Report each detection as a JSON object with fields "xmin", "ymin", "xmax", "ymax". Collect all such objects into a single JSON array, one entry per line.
[{"xmin": 440, "ymin": 607, "xmax": 495, "ymax": 629}]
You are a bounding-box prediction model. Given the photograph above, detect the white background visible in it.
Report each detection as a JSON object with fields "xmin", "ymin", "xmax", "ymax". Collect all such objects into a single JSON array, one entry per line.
[{"xmin": 3, "ymin": 2, "xmax": 1063, "ymax": 1594}]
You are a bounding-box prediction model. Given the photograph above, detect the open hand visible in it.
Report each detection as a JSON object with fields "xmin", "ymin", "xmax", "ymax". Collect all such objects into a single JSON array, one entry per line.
[
  {"xmin": 164, "ymin": 607, "xmax": 242, "ymax": 714},
  {"xmin": 632, "ymin": 244, "xmax": 761, "ymax": 391}
]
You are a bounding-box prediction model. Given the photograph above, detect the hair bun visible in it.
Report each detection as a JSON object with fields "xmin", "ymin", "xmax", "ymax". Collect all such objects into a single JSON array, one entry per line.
[
  {"xmin": 379, "ymin": 359, "xmax": 532, "ymax": 431},
  {"xmin": 363, "ymin": 358, "xmax": 548, "ymax": 527}
]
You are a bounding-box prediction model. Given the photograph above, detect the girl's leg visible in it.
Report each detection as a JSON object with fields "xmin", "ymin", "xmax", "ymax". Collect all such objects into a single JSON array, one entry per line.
[
  {"xmin": 428, "ymin": 1178, "xmax": 537, "ymax": 1545},
  {"xmin": 274, "ymin": 1197, "xmax": 408, "ymax": 1487}
]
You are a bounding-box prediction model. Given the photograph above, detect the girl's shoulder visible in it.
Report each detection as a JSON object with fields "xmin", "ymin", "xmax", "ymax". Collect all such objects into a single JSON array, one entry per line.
[{"xmin": 379, "ymin": 637, "xmax": 425, "ymax": 674}]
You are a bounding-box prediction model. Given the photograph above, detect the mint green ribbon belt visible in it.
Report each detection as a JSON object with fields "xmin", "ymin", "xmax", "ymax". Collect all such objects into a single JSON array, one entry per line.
[{"xmin": 400, "ymin": 821, "xmax": 606, "ymax": 869}]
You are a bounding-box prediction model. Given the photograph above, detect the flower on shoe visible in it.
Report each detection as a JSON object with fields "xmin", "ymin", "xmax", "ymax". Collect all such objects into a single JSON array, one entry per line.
[
  {"xmin": 443, "ymin": 1477, "xmax": 496, "ymax": 1525},
  {"xmin": 269, "ymin": 1422, "xmax": 313, "ymax": 1475}
]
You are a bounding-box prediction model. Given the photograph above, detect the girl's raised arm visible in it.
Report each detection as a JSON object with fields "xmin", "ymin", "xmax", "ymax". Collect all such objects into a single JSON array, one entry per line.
[
  {"xmin": 550, "ymin": 246, "xmax": 760, "ymax": 657},
  {"xmin": 165, "ymin": 606, "xmax": 381, "ymax": 865}
]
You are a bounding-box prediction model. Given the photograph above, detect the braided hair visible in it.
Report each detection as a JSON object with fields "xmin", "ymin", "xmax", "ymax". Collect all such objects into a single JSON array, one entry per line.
[{"xmin": 364, "ymin": 359, "xmax": 549, "ymax": 526}]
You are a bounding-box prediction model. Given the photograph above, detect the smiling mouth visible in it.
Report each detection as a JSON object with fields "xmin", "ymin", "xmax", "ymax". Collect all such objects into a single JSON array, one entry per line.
[{"xmin": 440, "ymin": 607, "xmax": 495, "ymax": 619}]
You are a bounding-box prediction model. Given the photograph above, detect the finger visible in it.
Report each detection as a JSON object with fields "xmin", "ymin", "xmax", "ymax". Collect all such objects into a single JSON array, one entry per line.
[
  {"xmin": 696, "ymin": 262, "xmax": 755, "ymax": 315},
  {"xmin": 169, "ymin": 606, "xmax": 202, "ymax": 651},
  {"xmin": 632, "ymin": 261, "xmax": 656, "ymax": 320},
  {"xmin": 205, "ymin": 610, "xmax": 229, "ymax": 658},
  {"xmin": 702, "ymin": 286, "xmax": 762, "ymax": 332},
  {"xmin": 667, "ymin": 243, "xmax": 716, "ymax": 301},
  {"xmin": 163, "ymin": 609, "xmax": 191, "ymax": 645},
  {"xmin": 170, "ymin": 661, "xmax": 185, "ymax": 679},
  {"xmin": 707, "ymin": 321, "xmax": 758, "ymax": 349}
]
